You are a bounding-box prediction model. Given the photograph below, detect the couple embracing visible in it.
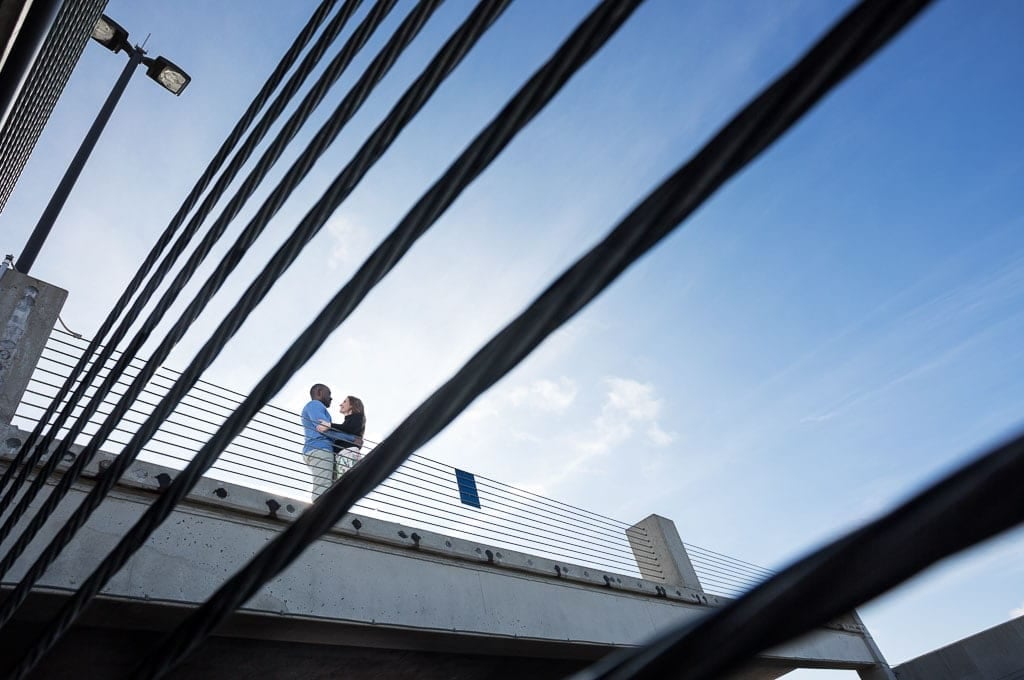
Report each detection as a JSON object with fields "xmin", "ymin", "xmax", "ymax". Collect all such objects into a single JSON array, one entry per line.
[{"xmin": 301, "ymin": 383, "xmax": 366, "ymax": 501}]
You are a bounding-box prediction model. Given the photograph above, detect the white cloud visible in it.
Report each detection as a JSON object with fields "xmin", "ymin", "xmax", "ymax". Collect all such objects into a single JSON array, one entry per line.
[
  {"xmin": 506, "ymin": 377, "xmax": 578, "ymax": 412},
  {"xmin": 325, "ymin": 215, "xmax": 374, "ymax": 271},
  {"xmin": 1012, "ymin": 601, "xmax": 1024, "ymax": 619},
  {"xmin": 577, "ymin": 377, "xmax": 676, "ymax": 454},
  {"xmin": 646, "ymin": 422, "xmax": 676, "ymax": 447},
  {"xmin": 604, "ymin": 377, "xmax": 662, "ymax": 420}
]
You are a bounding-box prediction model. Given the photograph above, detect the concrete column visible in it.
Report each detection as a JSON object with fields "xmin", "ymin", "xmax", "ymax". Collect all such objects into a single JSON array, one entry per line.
[
  {"xmin": 627, "ymin": 514, "xmax": 702, "ymax": 593},
  {"xmin": 0, "ymin": 268, "xmax": 67, "ymax": 427},
  {"xmin": 852, "ymin": 611, "xmax": 898, "ymax": 680}
]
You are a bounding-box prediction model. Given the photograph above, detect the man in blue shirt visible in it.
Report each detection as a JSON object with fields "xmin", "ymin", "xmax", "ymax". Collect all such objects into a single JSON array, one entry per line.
[{"xmin": 301, "ymin": 383, "xmax": 350, "ymax": 501}]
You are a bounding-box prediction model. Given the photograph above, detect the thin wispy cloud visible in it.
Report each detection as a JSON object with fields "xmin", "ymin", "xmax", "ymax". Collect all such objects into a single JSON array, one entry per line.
[
  {"xmin": 326, "ymin": 214, "xmax": 375, "ymax": 271},
  {"xmin": 505, "ymin": 377, "xmax": 578, "ymax": 412},
  {"xmin": 576, "ymin": 377, "xmax": 676, "ymax": 454}
]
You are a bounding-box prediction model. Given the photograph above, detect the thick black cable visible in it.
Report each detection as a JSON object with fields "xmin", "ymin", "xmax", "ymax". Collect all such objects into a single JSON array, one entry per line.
[
  {"xmin": 2, "ymin": 1, "xmax": 518, "ymax": 673},
  {"xmin": 124, "ymin": 1, "xmax": 654, "ymax": 675},
  {"xmin": 0, "ymin": 0, "xmax": 405, "ymax": 582},
  {"xmin": 0, "ymin": 0, "xmax": 472, "ymax": 584},
  {"xmin": 124, "ymin": 0, "xmax": 941, "ymax": 673},
  {"xmin": 0, "ymin": 0, "xmax": 399, "ymax": 568},
  {"xmin": 6, "ymin": 0, "xmax": 640, "ymax": 674},
  {"xmin": 575, "ymin": 426, "xmax": 1024, "ymax": 679},
  {"xmin": 0, "ymin": 0, "xmax": 342, "ymax": 499},
  {"xmin": 0, "ymin": 0, "xmax": 368, "ymax": 535}
]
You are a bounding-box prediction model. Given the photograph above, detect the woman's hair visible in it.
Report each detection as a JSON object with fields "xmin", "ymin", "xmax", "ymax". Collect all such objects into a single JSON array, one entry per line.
[{"xmin": 346, "ymin": 395, "xmax": 366, "ymax": 435}]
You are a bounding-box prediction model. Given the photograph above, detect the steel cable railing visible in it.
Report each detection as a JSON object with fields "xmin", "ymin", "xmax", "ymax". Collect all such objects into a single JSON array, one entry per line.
[
  {"xmin": 6, "ymin": 327, "xmax": 774, "ymax": 593},
  {"xmin": 16, "ymin": 333, "xmax": 651, "ymax": 573},
  {"xmin": 24, "ymin": 352, "xmax": 651, "ymax": 574}
]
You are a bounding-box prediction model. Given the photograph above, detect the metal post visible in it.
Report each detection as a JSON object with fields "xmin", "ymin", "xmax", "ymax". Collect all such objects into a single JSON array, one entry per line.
[{"xmin": 15, "ymin": 46, "xmax": 144, "ymax": 275}]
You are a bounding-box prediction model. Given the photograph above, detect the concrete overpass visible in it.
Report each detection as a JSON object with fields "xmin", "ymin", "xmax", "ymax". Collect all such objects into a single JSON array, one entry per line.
[
  {"xmin": 0, "ymin": 269, "xmax": 895, "ymax": 678},
  {"xmin": 0, "ymin": 426, "xmax": 894, "ymax": 679}
]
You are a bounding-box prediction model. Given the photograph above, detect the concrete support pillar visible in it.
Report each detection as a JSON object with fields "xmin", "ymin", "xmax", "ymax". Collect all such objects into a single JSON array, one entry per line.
[
  {"xmin": 0, "ymin": 268, "xmax": 67, "ymax": 427},
  {"xmin": 627, "ymin": 514, "xmax": 702, "ymax": 593},
  {"xmin": 852, "ymin": 611, "xmax": 898, "ymax": 680}
]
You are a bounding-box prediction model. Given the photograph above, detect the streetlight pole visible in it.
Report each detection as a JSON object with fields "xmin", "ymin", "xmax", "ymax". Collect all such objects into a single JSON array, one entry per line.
[
  {"xmin": 17, "ymin": 49, "xmax": 143, "ymax": 275},
  {"xmin": 15, "ymin": 15, "xmax": 190, "ymax": 275}
]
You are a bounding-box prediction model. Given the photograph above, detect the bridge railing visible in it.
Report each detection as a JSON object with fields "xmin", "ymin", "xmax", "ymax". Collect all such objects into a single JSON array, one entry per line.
[{"xmin": 12, "ymin": 328, "xmax": 773, "ymax": 597}]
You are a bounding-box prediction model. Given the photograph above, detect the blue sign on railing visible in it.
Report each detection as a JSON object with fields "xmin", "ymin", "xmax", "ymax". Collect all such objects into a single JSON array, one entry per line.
[{"xmin": 454, "ymin": 469, "xmax": 481, "ymax": 509}]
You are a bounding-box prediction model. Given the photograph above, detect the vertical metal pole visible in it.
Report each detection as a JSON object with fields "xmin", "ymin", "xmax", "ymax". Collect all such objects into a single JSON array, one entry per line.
[{"xmin": 16, "ymin": 46, "xmax": 143, "ymax": 275}]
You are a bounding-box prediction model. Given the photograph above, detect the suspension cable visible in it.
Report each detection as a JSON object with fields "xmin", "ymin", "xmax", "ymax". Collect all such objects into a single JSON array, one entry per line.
[
  {"xmin": 0, "ymin": 0, "xmax": 344, "ymax": 499},
  {"xmin": 0, "ymin": 1, "xmax": 517, "ymax": 670},
  {"xmin": 125, "ymin": 0, "xmax": 935, "ymax": 675},
  {"xmin": 0, "ymin": 0, "xmax": 368, "ymax": 522},
  {"xmin": 3, "ymin": 1, "xmax": 641, "ymax": 675},
  {"xmin": 0, "ymin": 0, "xmax": 400, "ymax": 563}
]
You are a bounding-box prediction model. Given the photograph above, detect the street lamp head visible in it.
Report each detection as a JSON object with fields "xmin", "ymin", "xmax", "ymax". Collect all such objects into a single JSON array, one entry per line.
[
  {"xmin": 144, "ymin": 56, "xmax": 191, "ymax": 95},
  {"xmin": 91, "ymin": 15, "xmax": 129, "ymax": 53}
]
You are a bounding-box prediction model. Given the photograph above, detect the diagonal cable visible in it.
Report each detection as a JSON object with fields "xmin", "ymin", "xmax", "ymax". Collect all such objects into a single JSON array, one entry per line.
[
  {"xmin": 126, "ymin": 0, "xmax": 935, "ymax": 675},
  {"xmin": 0, "ymin": 0, "xmax": 400, "ymax": 558},
  {"xmin": 0, "ymin": 0, "xmax": 510, "ymax": 666},
  {"xmin": 573, "ymin": 438, "xmax": 1023, "ymax": 677},
  {"xmin": 3, "ymin": 0, "xmax": 637, "ymax": 675},
  {"xmin": 0, "ymin": 0, "xmax": 343, "ymax": 499},
  {"xmin": 0, "ymin": 0, "xmax": 370, "ymax": 525}
]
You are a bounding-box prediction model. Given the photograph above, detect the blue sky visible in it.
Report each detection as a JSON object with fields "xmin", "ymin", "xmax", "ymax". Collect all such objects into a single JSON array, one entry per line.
[{"xmin": 3, "ymin": 0, "xmax": 1023, "ymax": 674}]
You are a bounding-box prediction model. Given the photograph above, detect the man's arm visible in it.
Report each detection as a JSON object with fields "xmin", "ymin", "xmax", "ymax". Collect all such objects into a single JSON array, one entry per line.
[{"xmin": 302, "ymin": 401, "xmax": 329, "ymax": 427}]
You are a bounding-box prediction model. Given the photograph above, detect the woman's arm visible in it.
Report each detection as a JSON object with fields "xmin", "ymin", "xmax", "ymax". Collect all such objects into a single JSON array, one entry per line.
[{"xmin": 332, "ymin": 413, "xmax": 364, "ymax": 436}]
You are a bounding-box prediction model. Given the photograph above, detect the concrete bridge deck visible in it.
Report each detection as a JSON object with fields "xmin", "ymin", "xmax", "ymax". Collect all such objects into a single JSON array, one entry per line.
[{"xmin": 0, "ymin": 425, "xmax": 892, "ymax": 679}]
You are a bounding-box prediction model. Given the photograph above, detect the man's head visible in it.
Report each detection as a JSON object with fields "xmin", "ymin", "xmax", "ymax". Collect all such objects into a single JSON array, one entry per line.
[{"xmin": 310, "ymin": 383, "xmax": 332, "ymax": 407}]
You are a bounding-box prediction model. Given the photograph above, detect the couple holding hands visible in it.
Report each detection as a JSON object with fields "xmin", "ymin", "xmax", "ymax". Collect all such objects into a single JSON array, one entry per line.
[{"xmin": 301, "ymin": 383, "xmax": 366, "ymax": 501}]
